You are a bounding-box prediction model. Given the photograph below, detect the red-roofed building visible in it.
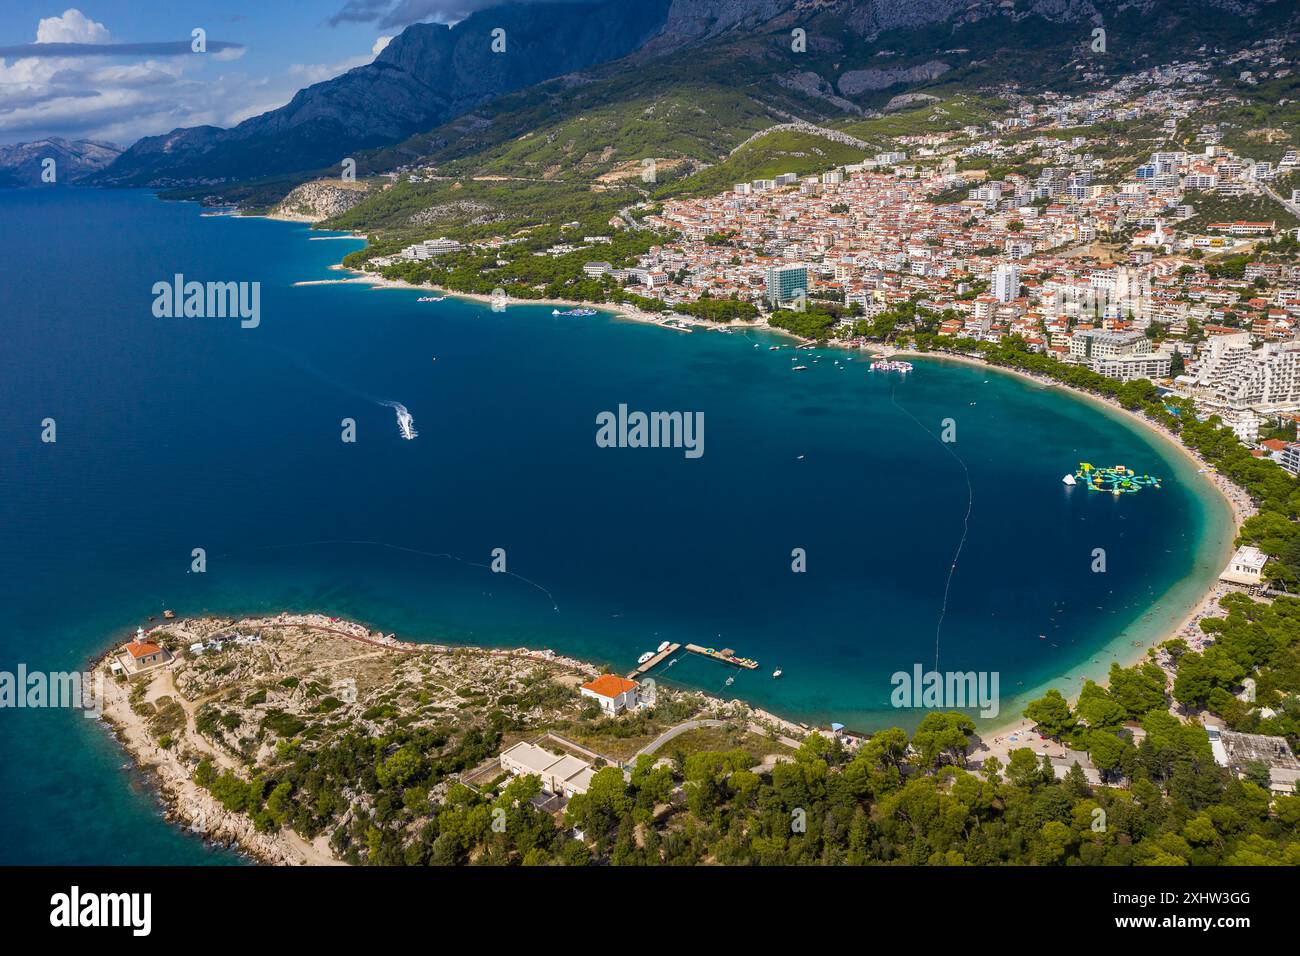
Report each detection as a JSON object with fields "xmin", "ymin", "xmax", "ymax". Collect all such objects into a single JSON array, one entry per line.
[
  {"xmin": 121, "ymin": 626, "xmax": 171, "ymax": 672},
  {"xmin": 580, "ymin": 674, "xmax": 640, "ymax": 715},
  {"xmin": 1260, "ymin": 439, "xmax": 1292, "ymax": 464}
]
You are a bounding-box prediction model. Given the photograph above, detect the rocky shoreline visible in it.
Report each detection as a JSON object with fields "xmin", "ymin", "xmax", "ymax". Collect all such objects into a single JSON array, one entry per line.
[
  {"xmin": 92, "ymin": 611, "xmax": 811, "ymax": 865},
  {"xmin": 95, "ymin": 659, "xmax": 322, "ymax": 865}
]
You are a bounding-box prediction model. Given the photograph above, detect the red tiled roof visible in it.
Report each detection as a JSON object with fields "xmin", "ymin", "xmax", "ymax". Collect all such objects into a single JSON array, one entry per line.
[{"xmin": 581, "ymin": 675, "xmax": 638, "ymax": 698}]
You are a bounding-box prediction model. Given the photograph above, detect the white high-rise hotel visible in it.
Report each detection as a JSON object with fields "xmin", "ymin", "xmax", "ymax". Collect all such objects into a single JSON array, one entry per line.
[
  {"xmin": 1187, "ymin": 333, "xmax": 1300, "ymax": 439},
  {"xmin": 992, "ymin": 264, "xmax": 1020, "ymax": 303}
]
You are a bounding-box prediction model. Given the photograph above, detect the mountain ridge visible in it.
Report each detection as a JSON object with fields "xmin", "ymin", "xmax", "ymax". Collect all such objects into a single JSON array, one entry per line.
[
  {"xmin": 88, "ymin": 0, "xmax": 672, "ymax": 187},
  {"xmin": 88, "ymin": 0, "xmax": 1297, "ymax": 192},
  {"xmin": 0, "ymin": 137, "xmax": 122, "ymax": 187}
]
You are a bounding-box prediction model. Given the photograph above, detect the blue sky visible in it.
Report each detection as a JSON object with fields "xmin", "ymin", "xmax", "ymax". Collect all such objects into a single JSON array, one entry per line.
[{"xmin": 0, "ymin": 1, "xmax": 537, "ymax": 146}]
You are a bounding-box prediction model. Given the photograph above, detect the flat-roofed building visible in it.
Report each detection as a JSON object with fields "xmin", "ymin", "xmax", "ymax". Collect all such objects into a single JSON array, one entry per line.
[
  {"xmin": 1220, "ymin": 545, "xmax": 1269, "ymax": 585},
  {"xmin": 498, "ymin": 742, "xmax": 597, "ymax": 797},
  {"xmin": 1212, "ymin": 728, "xmax": 1300, "ymax": 793},
  {"xmin": 1280, "ymin": 442, "xmax": 1300, "ymax": 476},
  {"xmin": 1093, "ymin": 353, "xmax": 1171, "ymax": 382},
  {"xmin": 766, "ymin": 265, "xmax": 808, "ymax": 307}
]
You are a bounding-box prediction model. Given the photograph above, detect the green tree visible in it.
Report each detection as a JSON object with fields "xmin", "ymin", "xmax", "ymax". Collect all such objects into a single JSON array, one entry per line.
[{"xmin": 1024, "ymin": 689, "xmax": 1077, "ymax": 738}]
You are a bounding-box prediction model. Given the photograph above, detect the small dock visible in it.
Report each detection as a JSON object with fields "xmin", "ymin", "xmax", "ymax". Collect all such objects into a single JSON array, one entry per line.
[
  {"xmin": 629, "ymin": 643, "xmax": 681, "ymax": 677},
  {"xmin": 684, "ymin": 643, "xmax": 759, "ymax": 669}
]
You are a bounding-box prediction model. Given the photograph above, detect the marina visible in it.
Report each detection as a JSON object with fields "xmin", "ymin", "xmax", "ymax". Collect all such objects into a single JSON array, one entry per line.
[
  {"xmin": 684, "ymin": 643, "xmax": 759, "ymax": 669},
  {"xmin": 629, "ymin": 640, "xmax": 761, "ymax": 677},
  {"xmin": 628, "ymin": 641, "xmax": 681, "ymax": 676}
]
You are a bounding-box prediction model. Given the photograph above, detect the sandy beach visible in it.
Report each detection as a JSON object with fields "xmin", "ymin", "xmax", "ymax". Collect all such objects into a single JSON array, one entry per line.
[
  {"xmin": 300, "ymin": 247, "xmax": 1256, "ymax": 758},
  {"xmin": 892, "ymin": 351, "xmax": 1255, "ymax": 761}
]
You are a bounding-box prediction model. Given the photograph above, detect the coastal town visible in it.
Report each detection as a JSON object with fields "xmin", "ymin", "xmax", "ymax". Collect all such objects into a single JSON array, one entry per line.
[
  {"xmin": 146, "ymin": 36, "xmax": 1300, "ymax": 866},
  {"xmin": 361, "ymin": 45, "xmax": 1300, "ymax": 456},
  {"xmin": 630, "ymin": 51, "xmax": 1300, "ymax": 446},
  {"xmin": 10, "ymin": 0, "xmax": 1300, "ymax": 885}
]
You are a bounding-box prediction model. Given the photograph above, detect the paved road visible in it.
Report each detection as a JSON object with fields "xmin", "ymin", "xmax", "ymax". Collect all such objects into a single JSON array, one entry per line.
[
  {"xmin": 618, "ymin": 205, "xmax": 645, "ymax": 231},
  {"xmin": 633, "ymin": 719, "xmax": 728, "ymax": 759},
  {"xmin": 1260, "ymin": 181, "xmax": 1300, "ymax": 220},
  {"xmin": 747, "ymin": 721, "xmax": 804, "ymax": 750}
]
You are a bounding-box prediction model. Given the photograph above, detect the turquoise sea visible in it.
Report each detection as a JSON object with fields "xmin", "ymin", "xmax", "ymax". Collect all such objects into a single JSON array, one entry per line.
[{"xmin": 0, "ymin": 189, "xmax": 1233, "ymax": 863}]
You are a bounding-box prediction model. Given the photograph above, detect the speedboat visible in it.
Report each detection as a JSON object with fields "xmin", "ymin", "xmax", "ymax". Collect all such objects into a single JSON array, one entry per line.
[
  {"xmin": 657, "ymin": 640, "xmax": 671, "ymax": 653},
  {"xmin": 772, "ymin": 668, "xmax": 782, "ymax": 678},
  {"xmin": 637, "ymin": 651, "xmax": 654, "ymax": 665}
]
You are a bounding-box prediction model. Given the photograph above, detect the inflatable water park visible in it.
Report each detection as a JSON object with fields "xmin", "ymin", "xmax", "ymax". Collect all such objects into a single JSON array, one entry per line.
[{"xmin": 1062, "ymin": 462, "xmax": 1162, "ymax": 495}]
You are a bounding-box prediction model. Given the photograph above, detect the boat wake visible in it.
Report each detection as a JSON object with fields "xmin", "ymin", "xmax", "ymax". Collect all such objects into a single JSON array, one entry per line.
[
  {"xmin": 264, "ymin": 346, "xmax": 419, "ymax": 442},
  {"xmin": 381, "ymin": 401, "xmax": 418, "ymax": 440}
]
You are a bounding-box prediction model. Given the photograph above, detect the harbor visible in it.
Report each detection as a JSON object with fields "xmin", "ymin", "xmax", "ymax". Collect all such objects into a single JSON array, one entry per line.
[
  {"xmin": 629, "ymin": 641, "xmax": 761, "ymax": 678},
  {"xmin": 628, "ymin": 642, "xmax": 681, "ymax": 677},
  {"xmin": 684, "ymin": 643, "xmax": 759, "ymax": 669}
]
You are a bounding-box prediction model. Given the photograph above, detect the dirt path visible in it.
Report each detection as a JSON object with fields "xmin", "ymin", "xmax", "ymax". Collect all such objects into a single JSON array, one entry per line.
[{"xmin": 100, "ymin": 665, "xmax": 342, "ymax": 865}]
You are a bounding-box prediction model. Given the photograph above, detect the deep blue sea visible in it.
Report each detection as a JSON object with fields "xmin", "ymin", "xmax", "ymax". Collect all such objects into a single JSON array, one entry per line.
[{"xmin": 0, "ymin": 189, "xmax": 1231, "ymax": 863}]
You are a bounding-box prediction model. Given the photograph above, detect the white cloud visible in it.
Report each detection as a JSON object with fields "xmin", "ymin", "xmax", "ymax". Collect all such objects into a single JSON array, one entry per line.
[
  {"xmin": 372, "ymin": 35, "xmax": 392, "ymax": 56},
  {"xmin": 0, "ymin": 9, "xmax": 385, "ymax": 147},
  {"xmin": 287, "ymin": 52, "xmax": 371, "ymax": 86},
  {"xmin": 36, "ymin": 9, "xmax": 110, "ymax": 44}
]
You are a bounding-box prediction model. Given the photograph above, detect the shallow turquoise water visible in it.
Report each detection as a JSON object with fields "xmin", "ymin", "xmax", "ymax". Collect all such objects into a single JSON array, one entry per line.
[{"xmin": 0, "ymin": 189, "xmax": 1231, "ymax": 863}]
